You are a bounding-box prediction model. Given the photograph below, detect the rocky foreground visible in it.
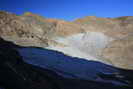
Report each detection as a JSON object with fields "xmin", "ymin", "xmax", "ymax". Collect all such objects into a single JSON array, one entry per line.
[{"xmin": 0, "ymin": 11, "xmax": 133, "ymax": 69}]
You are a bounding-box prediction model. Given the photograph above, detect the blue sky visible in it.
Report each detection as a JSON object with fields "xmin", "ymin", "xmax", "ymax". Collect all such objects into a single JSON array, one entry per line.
[{"xmin": 0, "ymin": 0, "xmax": 133, "ymax": 21}]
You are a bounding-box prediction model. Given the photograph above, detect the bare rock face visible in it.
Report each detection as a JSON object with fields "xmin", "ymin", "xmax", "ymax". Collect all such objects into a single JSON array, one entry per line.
[
  {"xmin": 74, "ymin": 16, "xmax": 133, "ymax": 69},
  {"xmin": 1, "ymin": 11, "xmax": 133, "ymax": 69},
  {"xmin": 0, "ymin": 11, "xmax": 84, "ymax": 47},
  {"xmin": 0, "ymin": 11, "xmax": 56, "ymax": 47},
  {"xmin": 74, "ymin": 16, "xmax": 133, "ymax": 39},
  {"xmin": 46, "ymin": 19, "xmax": 84, "ymax": 36},
  {"xmin": 102, "ymin": 35, "xmax": 133, "ymax": 69}
]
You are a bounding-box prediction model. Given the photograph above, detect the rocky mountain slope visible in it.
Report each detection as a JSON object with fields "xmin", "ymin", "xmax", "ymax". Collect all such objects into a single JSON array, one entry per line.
[{"xmin": 0, "ymin": 11, "xmax": 133, "ymax": 69}]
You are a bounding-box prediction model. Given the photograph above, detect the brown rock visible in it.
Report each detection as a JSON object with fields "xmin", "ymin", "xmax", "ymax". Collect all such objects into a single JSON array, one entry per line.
[{"xmin": 102, "ymin": 35, "xmax": 133, "ymax": 69}]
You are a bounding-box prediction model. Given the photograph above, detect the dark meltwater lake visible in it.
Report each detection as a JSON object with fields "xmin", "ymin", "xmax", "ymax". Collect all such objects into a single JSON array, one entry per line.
[{"xmin": 17, "ymin": 47, "xmax": 133, "ymax": 87}]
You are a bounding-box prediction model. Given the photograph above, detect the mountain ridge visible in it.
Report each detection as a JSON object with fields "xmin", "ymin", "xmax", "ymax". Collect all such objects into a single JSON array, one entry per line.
[{"xmin": 0, "ymin": 11, "xmax": 133, "ymax": 69}]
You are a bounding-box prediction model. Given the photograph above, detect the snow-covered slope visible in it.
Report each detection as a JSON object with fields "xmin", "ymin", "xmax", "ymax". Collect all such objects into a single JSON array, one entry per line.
[{"xmin": 47, "ymin": 32, "xmax": 114, "ymax": 63}]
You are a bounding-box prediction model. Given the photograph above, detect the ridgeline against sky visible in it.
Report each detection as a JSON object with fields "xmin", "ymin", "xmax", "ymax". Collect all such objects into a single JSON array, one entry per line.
[{"xmin": 0, "ymin": 0, "xmax": 133, "ymax": 21}]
